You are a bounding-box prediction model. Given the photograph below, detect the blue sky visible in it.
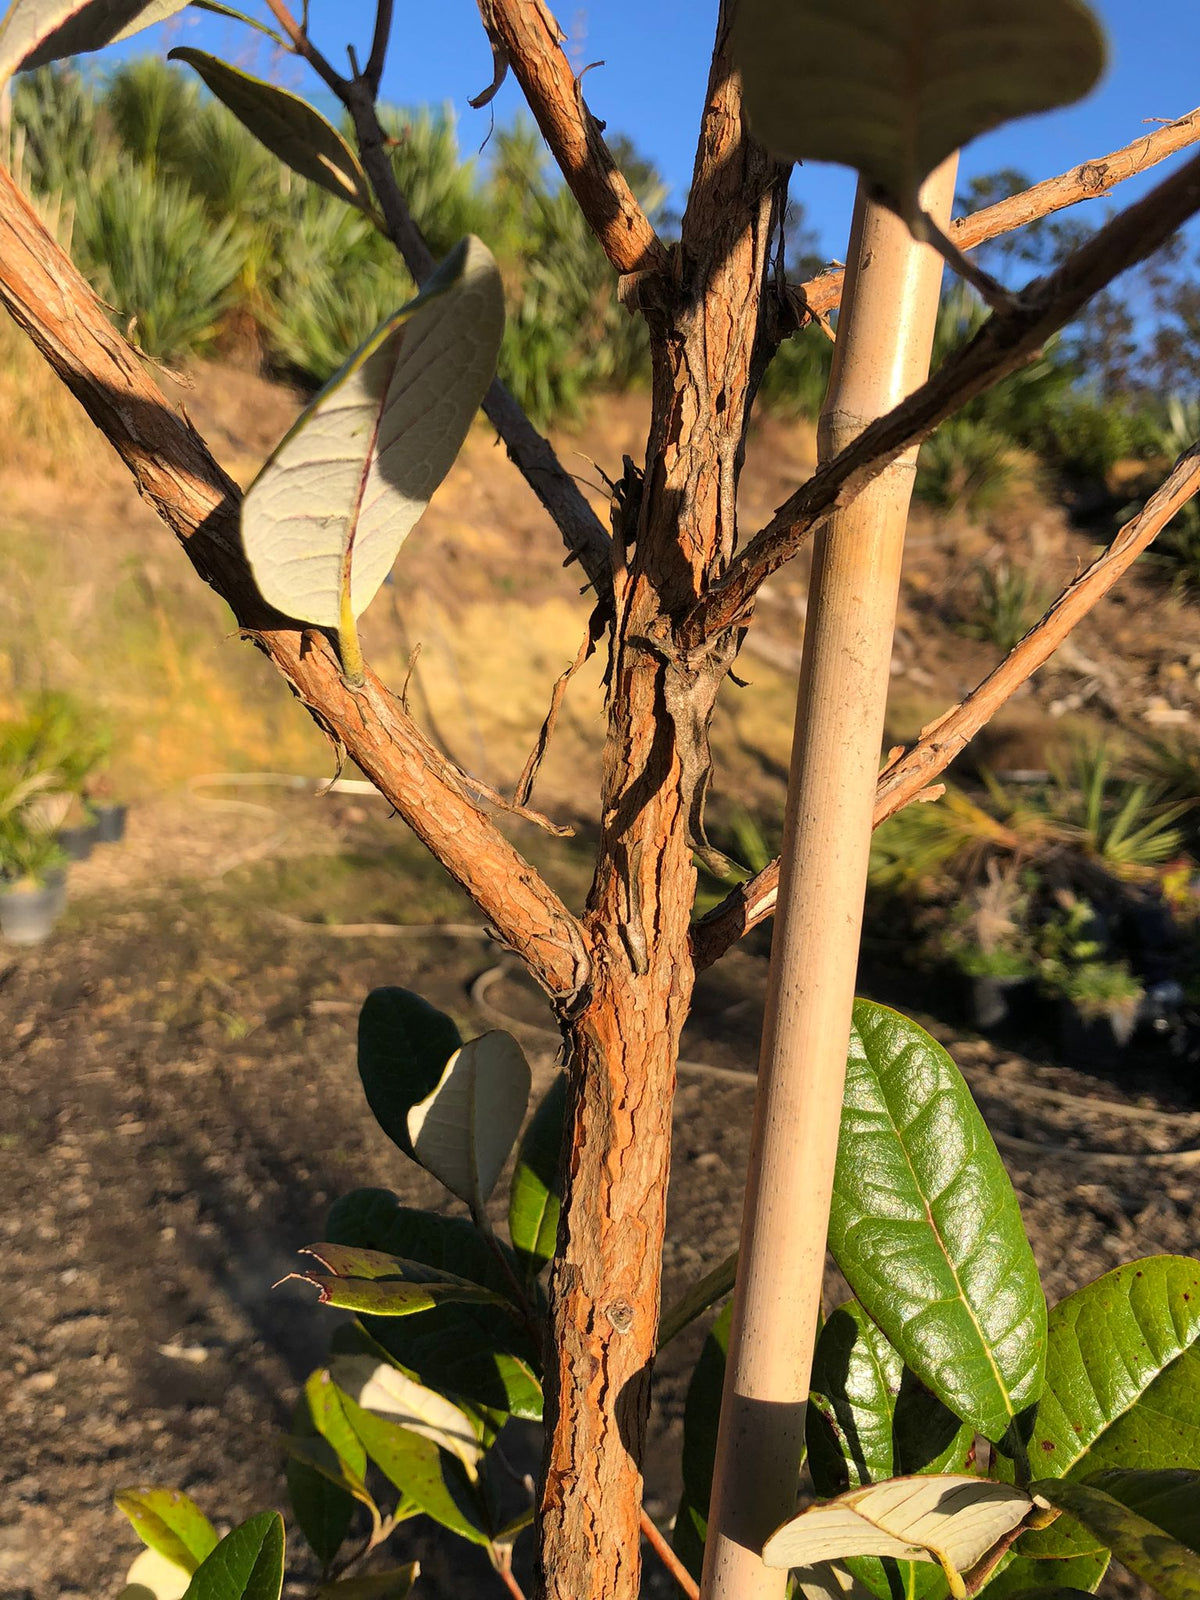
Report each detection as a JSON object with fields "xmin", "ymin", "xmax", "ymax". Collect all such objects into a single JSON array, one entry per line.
[{"xmin": 110, "ymin": 1, "xmax": 1200, "ymax": 264}]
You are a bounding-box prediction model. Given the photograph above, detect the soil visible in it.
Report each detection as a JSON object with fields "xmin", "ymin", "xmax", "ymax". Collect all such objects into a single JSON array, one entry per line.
[
  {"xmin": 2, "ymin": 790, "xmax": 1197, "ymax": 1600},
  {"xmin": 2, "ymin": 360, "xmax": 1199, "ymax": 1599}
]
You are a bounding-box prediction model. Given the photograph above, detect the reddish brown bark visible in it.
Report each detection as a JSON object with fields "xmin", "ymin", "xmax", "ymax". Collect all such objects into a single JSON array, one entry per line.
[
  {"xmin": 535, "ymin": 15, "xmax": 787, "ymax": 1597},
  {"xmin": 0, "ymin": 164, "xmax": 588, "ymax": 1001},
  {"xmin": 481, "ymin": 0, "xmax": 669, "ymax": 278}
]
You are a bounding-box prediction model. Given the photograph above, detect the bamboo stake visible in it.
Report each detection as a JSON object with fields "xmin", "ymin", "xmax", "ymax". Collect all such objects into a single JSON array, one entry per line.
[{"xmin": 699, "ymin": 159, "xmax": 959, "ymax": 1600}]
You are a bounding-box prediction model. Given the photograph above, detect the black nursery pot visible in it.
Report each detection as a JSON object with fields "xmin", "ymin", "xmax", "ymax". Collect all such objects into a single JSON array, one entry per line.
[
  {"xmin": 57, "ymin": 821, "xmax": 100, "ymax": 861},
  {"xmin": 92, "ymin": 803, "xmax": 128, "ymax": 844},
  {"xmin": 1059, "ymin": 1000, "xmax": 1137, "ymax": 1071},
  {"xmin": 967, "ymin": 974, "xmax": 1035, "ymax": 1032}
]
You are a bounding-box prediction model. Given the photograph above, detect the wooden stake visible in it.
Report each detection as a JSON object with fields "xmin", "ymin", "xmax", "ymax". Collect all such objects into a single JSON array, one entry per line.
[{"xmin": 700, "ymin": 158, "xmax": 959, "ymax": 1600}]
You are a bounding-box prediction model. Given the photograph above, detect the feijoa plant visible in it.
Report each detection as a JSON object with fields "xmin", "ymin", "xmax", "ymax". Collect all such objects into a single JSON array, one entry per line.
[{"xmin": 0, "ymin": 3, "xmax": 1197, "ymax": 1600}]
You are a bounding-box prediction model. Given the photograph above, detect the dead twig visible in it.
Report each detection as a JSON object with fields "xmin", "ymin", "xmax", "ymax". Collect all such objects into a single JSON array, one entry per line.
[{"xmin": 515, "ymin": 605, "xmax": 606, "ymax": 808}]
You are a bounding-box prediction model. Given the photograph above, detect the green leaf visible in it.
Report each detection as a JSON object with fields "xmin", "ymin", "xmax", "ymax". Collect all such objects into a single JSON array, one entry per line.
[
  {"xmin": 508, "ymin": 1071, "xmax": 567, "ymax": 1277},
  {"xmin": 356, "ymin": 991, "xmax": 463, "ymax": 1160},
  {"xmin": 316, "ymin": 1571, "xmax": 419, "ymax": 1600},
  {"xmin": 1033, "ymin": 1480, "xmax": 1200, "ymax": 1600},
  {"xmin": 0, "ymin": 0, "xmax": 187, "ymax": 84},
  {"xmin": 407, "ymin": 1031, "xmax": 530, "ymax": 1210},
  {"xmin": 167, "ymin": 49, "xmax": 375, "ymax": 217},
  {"xmin": 340, "ymin": 1392, "xmax": 491, "ymax": 1547},
  {"xmin": 181, "ymin": 1513, "xmax": 285, "ymax": 1600},
  {"xmin": 331, "ymin": 1354, "xmax": 485, "ymax": 1475},
  {"xmin": 763, "ymin": 1478, "xmax": 1032, "ymax": 1580},
  {"xmin": 658, "ymin": 1250, "xmax": 737, "ymax": 1352},
  {"xmin": 808, "ymin": 1302, "xmax": 974, "ymax": 1600},
  {"xmin": 977, "ymin": 1550, "xmax": 1108, "ymax": 1600},
  {"xmin": 119, "ymin": 1547, "xmax": 192, "ymax": 1600},
  {"xmin": 1014, "ymin": 1257, "xmax": 1200, "ymax": 1559},
  {"xmin": 733, "ymin": 0, "xmax": 1105, "ymax": 227},
  {"xmin": 286, "ymin": 1369, "xmax": 367, "ymax": 1567},
  {"xmin": 296, "ymin": 1242, "xmax": 516, "ymax": 1316},
  {"xmin": 242, "ymin": 238, "xmax": 504, "ymax": 670},
  {"xmin": 325, "ymin": 1191, "xmax": 543, "ymax": 1421},
  {"xmin": 281, "ymin": 1435, "xmax": 377, "ymax": 1518},
  {"xmin": 829, "ymin": 1002, "xmax": 1046, "ymax": 1451},
  {"xmin": 673, "ymin": 1301, "xmax": 733, "ymax": 1582},
  {"xmin": 809, "ymin": 1302, "xmax": 974, "ymax": 1495},
  {"xmin": 1085, "ymin": 1470, "xmax": 1200, "ymax": 1552},
  {"xmin": 116, "ymin": 1488, "xmax": 218, "ymax": 1574}
]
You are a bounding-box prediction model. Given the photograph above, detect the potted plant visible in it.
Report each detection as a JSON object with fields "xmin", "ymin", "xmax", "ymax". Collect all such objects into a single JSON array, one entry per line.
[
  {"xmin": 82, "ymin": 769, "xmax": 128, "ymax": 844},
  {"xmin": 0, "ymin": 814, "xmax": 67, "ymax": 944},
  {"xmin": 1054, "ymin": 959, "xmax": 1145, "ymax": 1069},
  {"xmin": 939, "ymin": 862, "xmax": 1038, "ymax": 1029}
]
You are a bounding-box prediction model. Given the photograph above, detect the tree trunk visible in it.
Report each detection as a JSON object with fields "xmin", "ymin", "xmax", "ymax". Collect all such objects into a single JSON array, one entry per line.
[{"xmin": 535, "ymin": 12, "xmax": 786, "ymax": 1596}]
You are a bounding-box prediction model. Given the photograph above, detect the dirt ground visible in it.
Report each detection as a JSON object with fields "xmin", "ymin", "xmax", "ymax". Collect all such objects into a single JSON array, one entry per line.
[
  {"xmin": 2, "ymin": 354, "xmax": 1200, "ymax": 1596},
  {"xmin": 1, "ymin": 789, "xmax": 1197, "ymax": 1600}
]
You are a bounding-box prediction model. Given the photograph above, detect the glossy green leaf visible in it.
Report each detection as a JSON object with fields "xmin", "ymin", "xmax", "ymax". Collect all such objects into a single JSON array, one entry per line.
[
  {"xmin": 407, "ymin": 1031, "xmax": 531, "ymax": 1209},
  {"xmin": 809, "ymin": 1301, "xmax": 974, "ymax": 1495},
  {"xmin": 673, "ymin": 1301, "xmax": 733, "ymax": 1582},
  {"xmin": 733, "ymin": 0, "xmax": 1105, "ymax": 226},
  {"xmin": 658, "ymin": 1250, "xmax": 737, "ymax": 1352},
  {"xmin": 181, "ymin": 1513, "xmax": 284, "ymax": 1600},
  {"xmin": 0, "ymin": 0, "xmax": 186, "ymax": 84},
  {"xmin": 296, "ymin": 1242, "xmax": 514, "ymax": 1316},
  {"xmin": 1085, "ymin": 1470, "xmax": 1200, "ymax": 1552},
  {"xmin": 1034, "ymin": 1479, "xmax": 1200, "ymax": 1600},
  {"xmin": 809, "ymin": 1302, "xmax": 974, "ymax": 1600},
  {"xmin": 1013, "ymin": 1257, "xmax": 1200, "ymax": 1559},
  {"xmin": 316, "ymin": 1571, "xmax": 419, "ymax": 1600},
  {"xmin": 242, "ymin": 237, "xmax": 504, "ymax": 665},
  {"xmin": 356, "ymin": 991, "xmax": 463, "ymax": 1160},
  {"xmin": 829, "ymin": 1002, "xmax": 1046, "ymax": 1451},
  {"xmin": 331, "ymin": 1354, "xmax": 485, "ymax": 1474},
  {"xmin": 168, "ymin": 49, "xmax": 375, "ymax": 216},
  {"xmin": 325, "ymin": 1191, "xmax": 543, "ymax": 1421},
  {"xmin": 764, "ymin": 1477, "xmax": 1032, "ymax": 1579},
  {"xmin": 286, "ymin": 1368, "xmax": 368, "ymax": 1567},
  {"xmin": 116, "ymin": 1488, "xmax": 218, "ymax": 1574},
  {"xmin": 340, "ymin": 1392, "xmax": 491, "ymax": 1547},
  {"xmin": 508, "ymin": 1071, "xmax": 567, "ymax": 1277},
  {"xmin": 119, "ymin": 1547, "xmax": 192, "ymax": 1600},
  {"xmin": 978, "ymin": 1550, "xmax": 1108, "ymax": 1600}
]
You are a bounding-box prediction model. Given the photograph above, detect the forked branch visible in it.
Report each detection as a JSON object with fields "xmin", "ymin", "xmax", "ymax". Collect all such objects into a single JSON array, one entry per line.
[
  {"xmin": 0, "ymin": 163, "xmax": 590, "ymax": 1002},
  {"xmin": 795, "ymin": 104, "xmax": 1200, "ymax": 323},
  {"xmin": 681, "ymin": 146, "xmax": 1200, "ymax": 648},
  {"xmin": 691, "ymin": 443, "xmax": 1200, "ymax": 970}
]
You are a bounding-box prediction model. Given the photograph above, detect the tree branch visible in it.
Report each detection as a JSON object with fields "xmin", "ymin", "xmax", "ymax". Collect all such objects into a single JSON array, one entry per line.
[
  {"xmin": 794, "ymin": 104, "xmax": 1200, "ymax": 324},
  {"xmin": 691, "ymin": 443, "xmax": 1200, "ymax": 970},
  {"xmin": 680, "ymin": 146, "xmax": 1200, "ymax": 649},
  {"xmin": 363, "ymin": 0, "xmax": 393, "ymax": 96},
  {"xmin": 261, "ymin": 0, "xmax": 614, "ymax": 599},
  {"xmin": 477, "ymin": 0, "xmax": 669, "ymax": 277},
  {"xmin": 0, "ymin": 162, "xmax": 591, "ymax": 1003}
]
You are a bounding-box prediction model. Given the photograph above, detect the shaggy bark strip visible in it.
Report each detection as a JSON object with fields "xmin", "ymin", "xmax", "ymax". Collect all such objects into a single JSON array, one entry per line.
[
  {"xmin": 0, "ymin": 163, "xmax": 589, "ymax": 1001},
  {"xmin": 535, "ymin": 12, "xmax": 787, "ymax": 1596}
]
